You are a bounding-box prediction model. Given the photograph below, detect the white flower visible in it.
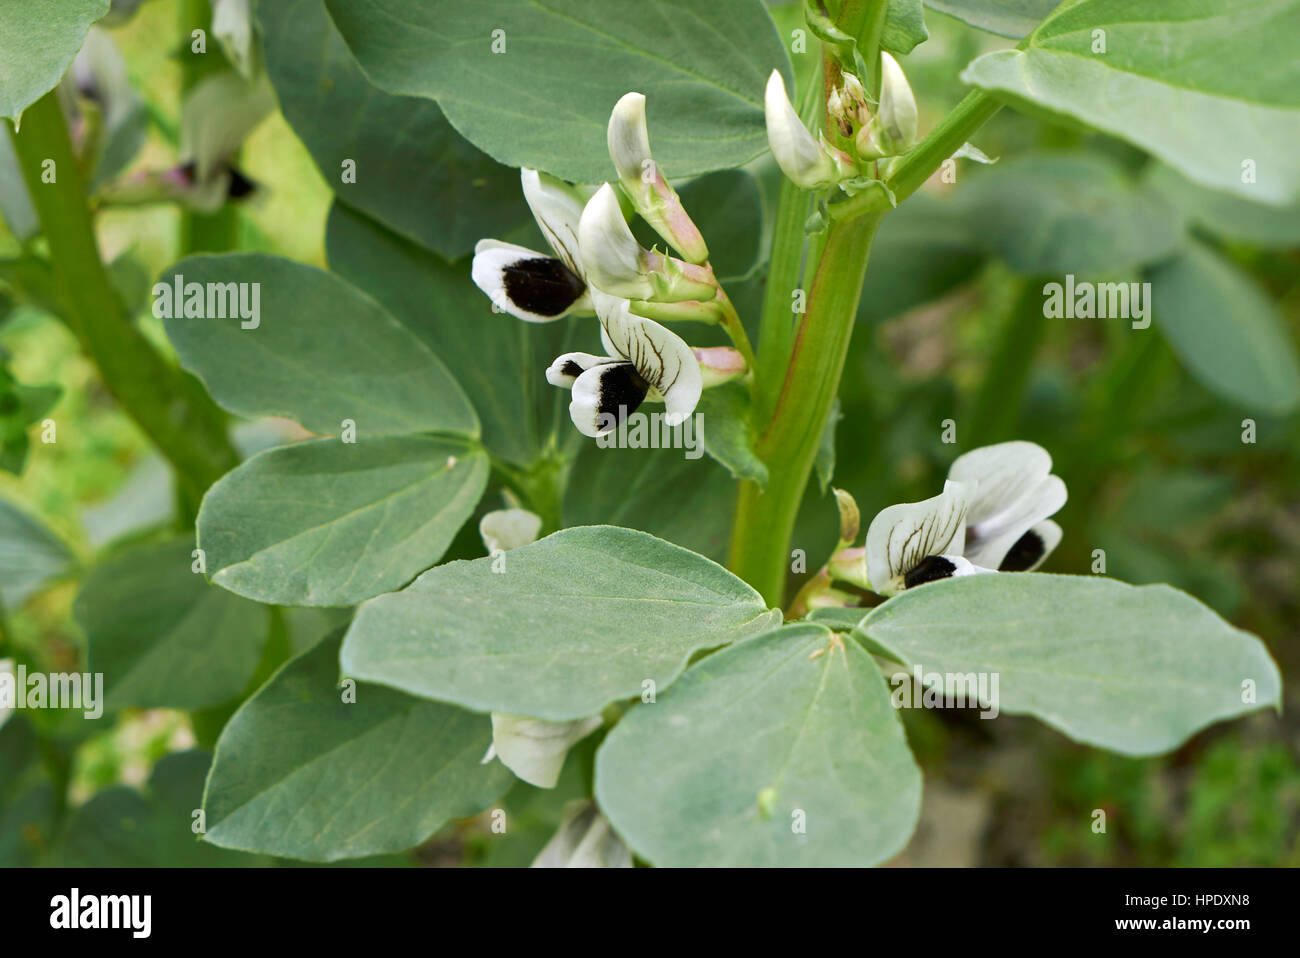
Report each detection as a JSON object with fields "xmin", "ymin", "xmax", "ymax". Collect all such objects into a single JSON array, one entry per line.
[
  {"xmin": 947, "ymin": 441, "xmax": 1066, "ymax": 571},
  {"xmin": 211, "ymin": 0, "xmax": 255, "ymax": 80},
  {"xmin": 607, "ymin": 92, "xmax": 708, "ymax": 264},
  {"xmin": 545, "ymin": 292, "xmax": 702, "ymax": 437},
  {"xmin": 864, "ymin": 480, "xmax": 989, "ymax": 595},
  {"xmin": 764, "ymin": 70, "xmax": 835, "ymax": 190},
  {"xmin": 472, "ymin": 168, "xmax": 594, "ymax": 323},
  {"xmin": 532, "ymin": 801, "xmax": 632, "ymax": 868},
  {"xmin": 859, "ymin": 52, "xmax": 917, "ymax": 159},
  {"xmin": 485, "ymin": 714, "xmax": 603, "ymax": 789},
  {"xmin": 479, "ymin": 508, "xmax": 543, "ymax": 554}
]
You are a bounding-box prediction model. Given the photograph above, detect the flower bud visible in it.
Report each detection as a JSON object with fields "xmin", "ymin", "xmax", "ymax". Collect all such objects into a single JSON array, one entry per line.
[
  {"xmin": 607, "ymin": 92, "xmax": 709, "ymax": 265},
  {"xmin": 827, "ymin": 546, "xmax": 870, "ymax": 590},
  {"xmin": 579, "ymin": 184, "xmax": 717, "ymax": 302},
  {"xmin": 832, "ymin": 487, "xmax": 860, "ymax": 545},
  {"xmin": 692, "ymin": 346, "xmax": 748, "ymax": 388},
  {"xmin": 874, "ymin": 52, "xmax": 918, "ymax": 156},
  {"xmin": 764, "ymin": 70, "xmax": 835, "ymax": 190}
]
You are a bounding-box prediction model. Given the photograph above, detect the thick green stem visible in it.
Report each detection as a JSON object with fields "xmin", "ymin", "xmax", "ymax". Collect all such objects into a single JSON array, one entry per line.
[
  {"xmin": 729, "ymin": 212, "xmax": 883, "ymax": 605},
  {"xmin": 9, "ymin": 91, "xmax": 238, "ymax": 505}
]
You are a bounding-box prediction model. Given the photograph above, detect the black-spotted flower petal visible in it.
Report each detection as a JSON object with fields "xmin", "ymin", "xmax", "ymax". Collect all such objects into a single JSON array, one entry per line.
[
  {"xmin": 947, "ymin": 441, "xmax": 1066, "ymax": 570},
  {"xmin": 865, "ymin": 480, "xmax": 990, "ymax": 595}
]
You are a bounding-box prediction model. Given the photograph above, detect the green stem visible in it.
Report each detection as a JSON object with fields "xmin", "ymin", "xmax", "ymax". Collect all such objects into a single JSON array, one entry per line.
[
  {"xmin": 9, "ymin": 91, "xmax": 238, "ymax": 506},
  {"xmin": 728, "ymin": 211, "xmax": 883, "ymax": 605},
  {"xmin": 714, "ymin": 285, "xmax": 758, "ymax": 375},
  {"xmin": 965, "ymin": 278, "xmax": 1048, "ymax": 448}
]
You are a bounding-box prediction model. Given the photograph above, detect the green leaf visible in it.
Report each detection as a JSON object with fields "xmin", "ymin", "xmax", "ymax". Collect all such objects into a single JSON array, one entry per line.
[
  {"xmin": 260, "ymin": 0, "xmax": 526, "ymax": 260},
  {"xmin": 883, "ymin": 0, "xmax": 930, "ymax": 54},
  {"xmin": 563, "ymin": 446, "xmax": 738, "ymax": 561},
  {"xmin": 341, "ymin": 526, "xmax": 781, "ymax": 721},
  {"xmin": 161, "ymin": 253, "xmax": 478, "ymax": 439},
  {"xmin": 77, "ymin": 539, "xmax": 271, "ymax": 712},
  {"xmin": 858, "ymin": 573, "xmax": 1282, "ymax": 756},
  {"xmin": 695, "ymin": 382, "xmax": 768, "ymax": 484},
  {"xmin": 1147, "ymin": 241, "xmax": 1300, "ymax": 415},
  {"xmin": 0, "ymin": 495, "xmax": 73, "ymax": 606},
  {"xmin": 1145, "ymin": 163, "xmax": 1300, "ymax": 249},
  {"xmin": 595, "ymin": 623, "xmax": 922, "ymax": 866},
  {"xmin": 0, "ymin": 0, "xmax": 109, "ymax": 122},
  {"xmin": 961, "ymin": 0, "xmax": 1300, "ymax": 204},
  {"xmin": 198, "ymin": 436, "xmax": 488, "ymax": 606},
  {"xmin": 857, "ymin": 192, "xmax": 984, "ymax": 323},
  {"xmin": 954, "ymin": 152, "xmax": 1184, "ymax": 274},
  {"xmin": 203, "ymin": 633, "xmax": 510, "ymax": 861},
  {"xmin": 923, "ymin": 0, "xmax": 1056, "ymax": 38},
  {"xmin": 60, "ymin": 751, "xmax": 271, "ymax": 866},
  {"xmin": 325, "ymin": 201, "xmax": 575, "ymax": 466},
  {"xmin": 322, "ymin": 0, "xmax": 794, "ymax": 184}
]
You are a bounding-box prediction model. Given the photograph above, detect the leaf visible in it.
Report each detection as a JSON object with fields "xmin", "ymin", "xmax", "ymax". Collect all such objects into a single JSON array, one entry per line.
[
  {"xmin": 694, "ymin": 382, "xmax": 767, "ymax": 484},
  {"xmin": 953, "ymin": 152, "xmax": 1184, "ymax": 275},
  {"xmin": 203, "ymin": 633, "xmax": 511, "ymax": 861},
  {"xmin": 59, "ymin": 751, "xmax": 270, "ymax": 866},
  {"xmin": 1147, "ymin": 240, "xmax": 1300, "ymax": 415},
  {"xmin": 325, "ymin": 201, "xmax": 575, "ymax": 466},
  {"xmin": 77, "ymin": 539, "xmax": 271, "ymax": 712},
  {"xmin": 341, "ymin": 526, "xmax": 781, "ymax": 721},
  {"xmin": 563, "ymin": 445, "xmax": 738, "ymax": 562},
  {"xmin": 0, "ymin": 495, "xmax": 73, "ymax": 607},
  {"xmin": 595, "ymin": 623, "xmax": 922, "ymax": 866},
  {"xmin": 960, "ymin": 0, "xmax": 1300, "ymax": 204},
  {"xmin": 322, "ymin": 0, "xmax": 794, "ymax": 184},
  {"xmin": 857, "ymin": 192, "xmax": 984, "ymax": 323},
  {"xmin": 161, "ymin": 253, "xmax": 478, "ymax": 439},
  {"xmin": 883, "ymin": 0, "xmax": 930, "ymax": 54},
  {"xmin": 923, "ymin": 0, "xmax": 1056, "ymax": 38},
  {"xmin": 198, "ymin": 436, "xmax": 488, "ymax": 607},
  {"xmin": 858, "ymin": 573, "xmax": 1282, "ymax": 756},
  {"xmin": 0, "ymin": 0, "xmax": 109, "ymax": 122},
  {"xmin": 1145, "ymin": 163, "xmax": 1300, "ymax": 249},
  {"xmin": 260, "ymin": 0, "xmax": 526, "ymax": 260}
]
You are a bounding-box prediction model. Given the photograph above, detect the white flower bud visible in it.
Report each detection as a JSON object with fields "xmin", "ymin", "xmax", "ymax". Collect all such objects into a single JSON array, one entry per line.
[
  {"xmin": 764, "ymin": 70, "xmax": 835, "ymax": 190},
  {"xmin": 876, "ymin": 51, "xmax": 918, "ymax": 154}
]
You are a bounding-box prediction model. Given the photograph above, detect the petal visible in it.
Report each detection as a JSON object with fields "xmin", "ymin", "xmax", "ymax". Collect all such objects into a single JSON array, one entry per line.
[
  {"xmin": 569, "ymin": 361, "xmax": 650, "ymax": 437},
  {"xmin": 607, "ymin": 92, "xmax": 651, "ymax": 196},
  {"xmin": 578, "ymin": 183, "xmax": 655, "ymax": 299},
  {"xmin": 948, "ymin": 441, "xmax": 1067, "ymax": 568},
  {"xmin": 902, "ymin": 553, "xmax": 993, "ymax": 590},
  {"xmin": 865, "ymin": 480, "xmax": 971, "ymax": 595},
  {"xmin": 472, "ymin": 239, "xmax": 589, "ymax": 323},
  {"xmin": 479, "ymin": 508, "xmax": 543, "ymax": 554},
  {"xmin": 532, "ymin": 800, "xmax": 632, "ymax": 868},
  {"xmin": 595, "ymin": 295, "xmax": 702, "ymax": 426},
  {"xmin": 878, "ymin": 51, "xmax": 918, "ymax": 151},
  {"xmin": 520, "ymin": 168, "xmax": 587, "ymax": 275},
  {"xmin": 998, "ymin": 519, "xmax": 1062, "ymax": 572},
  {"xmin": 693, "ymin": 346, "xmax": 748, "ymax": 388},
  {"xmin": 544, "ymin": 351, "xmax": 620, "ymax": 389},
  {"xmin": 488, "ymin": 713, "xmax": 603, "ymax": 789},
  {"xmin": 764, "ymin": 70, "xmax": 834, "ymax": 190}
]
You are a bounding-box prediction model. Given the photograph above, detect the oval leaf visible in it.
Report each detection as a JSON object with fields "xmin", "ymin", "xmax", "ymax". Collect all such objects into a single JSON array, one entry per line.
[
  {"xmin": 341, "ymin": 526, "xmax": 781, "ymax": 721},
  {"xmin": 161, "ymin": 253, "xmax": 478, "ymax": 438},
  {"xmin": 198, "ymin": 436, "xmax": 488, "ymax": 606},
  {"xmin": 203, "ymin": 634, "xmax": 511, "ymax": 861},
  {"xmin": 322, "ymin": 0, "xmax": 793, "ymax": 184},
  {"xmin": 0, "ymin": 0, "xmax": 108, "ymax": 122},
  {"xmin": 858, "ymin": 573, "xmax": 1282, "ymax": 756},
  {"xmin": 595, "ymin": 623, "xmax": 922, "ymax": 866},
  {"xmin": 78, "ymin": 539, "xmax": 270, "ymax": 712},
  {"xmin": 960, "ymin": 0, "xmax": 1300, "ymax": 204}
]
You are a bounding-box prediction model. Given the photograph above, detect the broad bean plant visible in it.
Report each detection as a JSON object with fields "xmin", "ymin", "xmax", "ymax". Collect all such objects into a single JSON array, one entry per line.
[{"xmin": 0, "ymin": 0, "xmax": 1294, "ymax": 867}]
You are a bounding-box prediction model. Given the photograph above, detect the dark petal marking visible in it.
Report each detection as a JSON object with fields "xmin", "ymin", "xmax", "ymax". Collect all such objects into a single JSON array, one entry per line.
[
  {"xmin": 560, "ymin": 359, "xmax": 587, "ymax": 378},
  {"xmin": 595, "ymin": 362, "xmax": 648, "ymax": 428},
  {"xmin": 903, "ymin": 555, "xmax": 957, "ymax": 589},
  {"xmin": 998, "ymin": 529, "xmax": 1045, "ymax": 572},
  {"xmin": 226, "ymin": 166, "xmax": 257, "ymax": 199},
  {"xmin": 502, "ymin": 257, "xmax": 586, "ymax": 317}
]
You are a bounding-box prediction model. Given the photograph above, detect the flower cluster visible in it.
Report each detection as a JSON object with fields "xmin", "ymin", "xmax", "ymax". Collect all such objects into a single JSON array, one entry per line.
[
  {"xmin": 471, "ymin": 95, "xmax": 746, "ymax": 438},
  {"xmin": 764, "ymin": 52, "xmax": 918, "ymax": 193},
  {"xmin": 819, "ymin": 441, "xmax": 1067, "ymax": 601}
]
